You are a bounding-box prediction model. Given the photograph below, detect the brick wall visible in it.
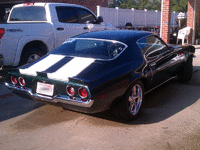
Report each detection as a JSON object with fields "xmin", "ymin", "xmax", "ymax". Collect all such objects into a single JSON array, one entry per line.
[
  {"xmin": 187, "ymin": 0, "xmax": 194, "ymax": 43},
  {"xmin": 187, "ymin": 0, "xmax": 200, "ymax": 44},
  {"xmin": 160, "ymin": 0, "xmax": 172, "ymax": 44},
  {"xmin": 196, "ymin": 0, "xmax": 200, "ymax": 40}
]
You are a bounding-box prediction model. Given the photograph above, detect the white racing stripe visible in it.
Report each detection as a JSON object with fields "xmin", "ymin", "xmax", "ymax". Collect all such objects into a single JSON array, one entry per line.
[
  {"xmin": 19, "ymin": 54, "xmax": 65, "ymax": 76},
  {"xmin": 47, "ymin": 57, "xmax": 95, "ymax": 81}
]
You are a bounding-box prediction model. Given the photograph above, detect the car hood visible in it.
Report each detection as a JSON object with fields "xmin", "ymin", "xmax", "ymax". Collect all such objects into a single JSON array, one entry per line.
[{"xmin": 18, "ymin": 54, "xmax": 132, "ymax": 84}]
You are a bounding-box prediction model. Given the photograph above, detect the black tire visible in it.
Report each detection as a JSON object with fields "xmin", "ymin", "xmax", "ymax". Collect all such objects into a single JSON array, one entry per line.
[
  {"xmin": 177, "ymin": 55, "xmax": 193, "ymax": 83},
  {"xmin": 19, "ymin": 47, "xmax": 45, "ymax": 66},
  {"xmin": 112, "ymin": 80, "xmax": 144, "ymax": 120}
]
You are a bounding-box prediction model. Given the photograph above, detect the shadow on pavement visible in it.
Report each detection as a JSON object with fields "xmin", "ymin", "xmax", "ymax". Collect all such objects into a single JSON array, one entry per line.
[
  {"xmin": 0, "ymin": 95, "xmax": 45, "ymax": 122},
  {"xmin": 89, "ymin": 75, "xmax": 200, "ymax": 125},
  {"xmin": 0, "ymin": 70, "xmax": 45, "ymax": 122},
  {"xmin": 1, "ymin": 68, "xmax": 200, "ymax": 128}
]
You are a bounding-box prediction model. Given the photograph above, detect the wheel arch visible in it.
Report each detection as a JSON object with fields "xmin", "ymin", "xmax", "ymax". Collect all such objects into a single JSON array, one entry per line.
[
  {"xmin": 112, "ymin": 78, "xmax": 145, "ymax": 120},
  {"xmin": 18, "ymin": 40, "xmax": 48, "ymax": 66},
  {"xmin": 21, "ymin": 40, "xmax": 48, "ymax": 56},
  {"xmin": 110, "ymin": 76, "xmax": 147, "ymax": 108},
  {"xmin": 128, "ymin": 73, "xmax": 147, "ymax": 93},
  {"xmin": 13, "ymin": 36, "xmax": 50, "ymax": 66}
]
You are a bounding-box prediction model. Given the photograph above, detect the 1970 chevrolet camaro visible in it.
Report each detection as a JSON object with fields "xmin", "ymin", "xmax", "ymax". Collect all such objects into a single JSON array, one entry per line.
[{"xmin": 5, "ymin": 30, "xmax": 195, "ymax": 120}]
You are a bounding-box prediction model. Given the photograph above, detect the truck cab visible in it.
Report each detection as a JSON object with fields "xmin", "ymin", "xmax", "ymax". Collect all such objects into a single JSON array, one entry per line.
[{"xmin": 0, "ymin": 2, "xmax": 116, "ymax": 67}]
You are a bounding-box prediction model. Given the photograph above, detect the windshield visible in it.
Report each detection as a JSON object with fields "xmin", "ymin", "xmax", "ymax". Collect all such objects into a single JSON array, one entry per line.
[
  {"xmin": 52, "ymin": 38, "xmax": 127, "ymax": 60},
  {"xmin": 9, "ymin": 6, "xmax": 46, "ymax": 21}
]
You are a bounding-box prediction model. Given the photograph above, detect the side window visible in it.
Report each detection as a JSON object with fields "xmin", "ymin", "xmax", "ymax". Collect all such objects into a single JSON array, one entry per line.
[
  {"xmin": 77, "ymin": 8, "xmax": 96, "ymax": 23},
  {"xmin": 9, "ymin": 7, "xmax": 46, "ymax": 21},
  {"xmin": 56, "ymin": 7, "xmax": 78, "ymax": 23},
  {"xmin": 137, "ymin": 36, "xmax": 167, "ymax": 58}
]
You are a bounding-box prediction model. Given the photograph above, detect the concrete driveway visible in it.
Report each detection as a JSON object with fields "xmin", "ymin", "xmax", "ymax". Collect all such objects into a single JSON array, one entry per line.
[{"xmin": 0, "ymin": 48, "xmax": 200, "ymax": 150}]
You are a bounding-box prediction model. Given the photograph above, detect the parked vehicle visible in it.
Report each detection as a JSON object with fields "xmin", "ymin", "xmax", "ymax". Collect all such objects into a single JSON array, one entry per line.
[
  {"xmin": 0, "ymin": 2, "xmax": 116, "ymax": 67},
  {"xmin": 5, "ymin": 30, "xmax": 195, "ymax": 120}
]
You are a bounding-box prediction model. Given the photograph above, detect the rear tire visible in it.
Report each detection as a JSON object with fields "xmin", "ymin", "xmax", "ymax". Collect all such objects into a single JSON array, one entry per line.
[
  {"xmin": 113, "ymin": 80, "xmax": 144, "ymax": 120},
  {"xmin": 19, "ymin": 47, "xmax": 45, "ymax": 66},
  {"xmin": 177, "ymin": 55, "xmax": 193, "ymax": 83}
]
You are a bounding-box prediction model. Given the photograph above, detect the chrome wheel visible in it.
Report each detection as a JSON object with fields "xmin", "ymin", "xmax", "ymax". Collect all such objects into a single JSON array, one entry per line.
[
  {"xmin": 27, "ymin": 54, "xmax": 41, "ymax": 63},
  {"xmin": 112, "ymin": 80, "xmax": 144, "ymax": 120},
  {"xmin": 129, "ymin": 84, "xmax": 143, "ymax": 115}
]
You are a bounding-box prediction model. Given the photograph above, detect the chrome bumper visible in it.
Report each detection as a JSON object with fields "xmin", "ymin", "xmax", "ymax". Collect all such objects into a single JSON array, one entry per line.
[
  {"xmin": 0, "ymin": 54, "xmax": 3, "ymax": 67},
  {"xmin": 5, "ymin": 82, "xmax": 94, "ymax": 108}
]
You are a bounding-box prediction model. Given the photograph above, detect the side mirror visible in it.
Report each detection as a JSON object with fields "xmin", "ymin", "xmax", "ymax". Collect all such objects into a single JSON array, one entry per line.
[{"xmin": 96, "ymin": 16, "xmax": 103, "ymax": 23}]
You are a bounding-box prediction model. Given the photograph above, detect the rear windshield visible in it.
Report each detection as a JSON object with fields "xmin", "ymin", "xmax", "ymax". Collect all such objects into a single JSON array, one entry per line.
[
  {"xmin": 9, "ymin": 6, "xmax": 46, "ymax": 21},
  {"xmin": 52, "ymin": 38, "xmax": 127, "ymax": 60}
]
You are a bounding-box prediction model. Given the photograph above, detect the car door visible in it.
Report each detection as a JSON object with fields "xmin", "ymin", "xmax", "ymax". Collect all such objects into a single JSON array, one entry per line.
[
  {"xmin": 54, "ymin": 6, "xmax": 105, "ymax": 48},
  {"xmin": 54, "ymin": 6, "xmax": 87, "ymax": 48},
  {"xmin": 137, "ymin": 35, "xmax": 180, "ymax": 89},
  {"xmin": 76, "ymin": 8, "xmax": 105, "ymax": 32}
]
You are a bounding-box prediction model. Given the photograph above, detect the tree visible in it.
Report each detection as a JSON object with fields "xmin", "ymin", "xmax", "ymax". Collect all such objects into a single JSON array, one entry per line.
[
  {"xmin": 120, "ymin": 0, "xmax": 137, "ymax": 9},
  {"xmin": 151, "ymin": 0, "xmax": 161, "ymax": 11},
  {"xmin": 109, "ymin": 0, "xmax": 188, "ymax": 12},
  {"xmin": 171, "ymin": 0, "xmax": 188, "ymax": 13},
  {"xmin": 109, "ymin": 0, "xmax": 161, "ymax": 11},
  {"xmin": 109, "ymin": 0, "xmax": 124, "ymax": 8}
]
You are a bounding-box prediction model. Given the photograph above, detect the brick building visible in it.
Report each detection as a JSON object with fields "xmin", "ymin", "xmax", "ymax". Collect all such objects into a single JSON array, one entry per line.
[
  {"xmin": 0, "ymin": 0, "xmax": 108, "ymax": 22},
  {"xmin": 161, "ymin": 0, "xmax": 200, "ymax": 44}
]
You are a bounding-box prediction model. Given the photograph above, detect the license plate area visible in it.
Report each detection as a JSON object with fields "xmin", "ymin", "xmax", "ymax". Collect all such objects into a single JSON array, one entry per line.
[{"xmin": 36, "ymin": 82, "xmax": 54, "ymax": 96}]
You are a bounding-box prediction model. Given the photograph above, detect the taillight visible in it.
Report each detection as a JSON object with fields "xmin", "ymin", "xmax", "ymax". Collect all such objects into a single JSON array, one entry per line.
[
  {"xmin": 18, "ymin": 77, "xmax": 25, "ymax": 86},
  {"xmin": 78, "ymin": 88, "xmax": 88, "ymax": 98},
  {"xmin": 66, "ymin": 86, "xmax": 75, "ymax": 96},
  {"xmin": 179, "ymin": 52, "xmax": 184, "ymax": 56},
  {"xmin": 0, "ymin": 28, "xmax": 5, "ymax": 39},
  {"xmin": 11, "ymin": 76, "xmax": 17, "ymax": 85}
]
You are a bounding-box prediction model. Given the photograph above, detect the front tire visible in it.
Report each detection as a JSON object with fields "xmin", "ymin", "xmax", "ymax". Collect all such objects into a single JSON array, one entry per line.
[
  {"xmin": 113, "ymin": 80, "xmax": 144, "ymax": 120},
  {"xmin": 177, "ymin": 55, "xmax": 193, "ymax": 83}
]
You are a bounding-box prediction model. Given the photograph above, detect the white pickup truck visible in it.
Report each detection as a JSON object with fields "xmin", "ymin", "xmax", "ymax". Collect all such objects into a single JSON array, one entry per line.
[{"xmin": 0, "ymin": 2, "xmax": 116, "ymax": 67}]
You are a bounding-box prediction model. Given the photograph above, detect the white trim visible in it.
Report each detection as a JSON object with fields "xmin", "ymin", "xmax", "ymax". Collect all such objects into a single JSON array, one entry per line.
[{"xmin": 47, "ymin": 57, "xmax": 95, "ymax": 82}]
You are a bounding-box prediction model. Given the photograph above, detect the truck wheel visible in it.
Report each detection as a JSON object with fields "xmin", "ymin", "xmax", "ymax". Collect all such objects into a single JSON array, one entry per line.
[
  {"xmin": 19, "ymin": 47, "xmax": 45, "ymax": 66},
  {"xmin": 113, "ymin": 80, "xmax": 144, "ymax": 120},
  {"xmin": 177, "ymin": 55, "xmax": 193, "ymax": 83}
]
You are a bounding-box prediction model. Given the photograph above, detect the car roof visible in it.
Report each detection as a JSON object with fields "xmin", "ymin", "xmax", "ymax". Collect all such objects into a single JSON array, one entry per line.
[
  {"xmin": 75, "ymin": 30, "xmax": 153, "ymax": 43},
  {"xmin": 13, "ymin": 2, "xmax": 88, "ymax": 10}
]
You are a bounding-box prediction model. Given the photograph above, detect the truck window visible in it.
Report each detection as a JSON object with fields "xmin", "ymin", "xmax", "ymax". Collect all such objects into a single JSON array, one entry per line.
[
  {"xmin": 9, "ymin": 6, "xmax": 46, "ymax": 21},
  {"xmin": 56, "ymin": 7, "xmax": 78, "ymax": 23},
  {"xmin": 77, "ymin": 8, "xmax": 96, "ymax": 23}
]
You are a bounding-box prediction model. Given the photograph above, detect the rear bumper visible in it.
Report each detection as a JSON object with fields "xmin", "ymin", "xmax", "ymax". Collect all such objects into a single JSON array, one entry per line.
[
  {"xmin": 5, "ymin": 82, "xmax": 94, "ymax": 107},
  {"xmin": 0, "ymin": 54, "xmax": 3, "ymax": 67},
  {"xmin": 5, "ymin": 82, "xmax": 112, "ymax": 113}
]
